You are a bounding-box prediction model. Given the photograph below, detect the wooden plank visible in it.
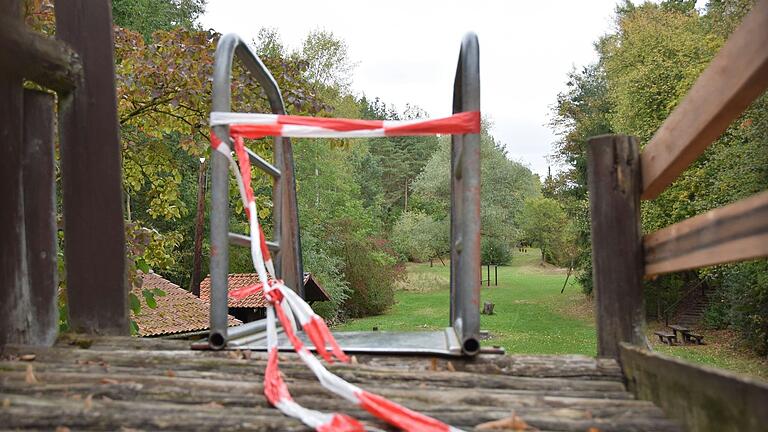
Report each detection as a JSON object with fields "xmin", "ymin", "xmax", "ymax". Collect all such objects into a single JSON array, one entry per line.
[
  {"xmin": 644, "ymin": 191, "xmax": 768, "ymax": 276},
  {"xmin": 0, "ymin": 72, "xmax": 28, "ymax": 347},
  {"xmin": 0, "ymin": 340, "xmax": 684, "ymax": 432},
  {"xmin": 21, "ymin": 89, "xmax": 58, "ymax": 346},
  {"xmin": 587, "ymin": 135, "xmax": 646, "ymax": 359},
  {"xmin": 0, "ymin": 16, "xmax": 82, "ymax": 92},
  {"xmin": 0, "ymin": 1, "xmax": 31, "ymax": 347},
  {"xmin": 641, "ymin": 0, "xmax": 768, "ymax": 200},
  {"xmin": 620, "ymin": 343, "xmax": 768, "ymax": 432},
  {"xmin": 55, "ymin": 0, "xmax": 128, "ymax": 335}
]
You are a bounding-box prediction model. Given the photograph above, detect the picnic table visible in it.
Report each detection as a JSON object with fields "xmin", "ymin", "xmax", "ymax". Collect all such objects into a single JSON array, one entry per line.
[{"xmin": 668, "ymin": 325, "xmax": 704, "ymax": 345}]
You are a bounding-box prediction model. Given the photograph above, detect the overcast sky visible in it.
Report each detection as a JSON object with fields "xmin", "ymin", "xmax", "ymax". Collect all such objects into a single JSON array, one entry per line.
[{"xmin": 200, "ymin": 0, "xmax": 622, "ymax": 177}]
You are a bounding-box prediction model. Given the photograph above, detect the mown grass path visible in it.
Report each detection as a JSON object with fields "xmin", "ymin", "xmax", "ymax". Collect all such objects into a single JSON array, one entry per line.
[
  {"xmin": 335, "ymin": 250, "xmax": 597, "ymax": 356},
  {"xmin": 335, "ymin": 249, "xmax": 768, "ymax": 380}
]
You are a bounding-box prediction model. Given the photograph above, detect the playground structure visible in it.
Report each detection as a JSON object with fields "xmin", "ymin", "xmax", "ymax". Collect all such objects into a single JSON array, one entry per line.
[
  {"xmin": 202, "ymin": 32, "xmax": 484, "ymax": 357},
  {"xmin": 1, "ymin": 1, "xmax": 768, "ymax": 430}
]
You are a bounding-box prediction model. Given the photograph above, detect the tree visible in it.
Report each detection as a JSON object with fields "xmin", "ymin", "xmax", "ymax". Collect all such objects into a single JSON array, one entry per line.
[
  {"xmin": 112, "ymin": 0, "xmax": 207, "ymax": 41},
  {"xmin": 519, "ymin": 197, "xmax": 576, "ymax": 265},
  {"xmin": 413, "ymin": 120, "xmax": 540, "ymax": 246},
  {"xmin": 550, "ymin": 0, "xmax": 768, "ymax": 352}
]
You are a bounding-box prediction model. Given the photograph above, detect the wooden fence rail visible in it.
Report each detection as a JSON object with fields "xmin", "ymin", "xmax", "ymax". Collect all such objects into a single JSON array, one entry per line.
[
  {"xmin": 644, "ymin": 191, "xmax": 768, "ymax": 276},
  {"xmin": 640, "ymin": 0, "xmax": 768, "ymax": 200},
  {"xmin": 588, "ymin": 2, "xmax": 768, "ymax": 431}
]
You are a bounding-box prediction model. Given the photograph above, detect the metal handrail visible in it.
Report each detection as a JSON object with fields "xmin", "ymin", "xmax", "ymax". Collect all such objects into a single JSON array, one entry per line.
[
  {"xmin": 450, "ymin": 33, "xmax": 481, "ymax": 355},
  {"xmin": 209, "ymin": 34, "xmax": 304, "ymax": 350},
  {"xmin": 208, "ymin": 32, "xmax": 481, "ymax": 355}
]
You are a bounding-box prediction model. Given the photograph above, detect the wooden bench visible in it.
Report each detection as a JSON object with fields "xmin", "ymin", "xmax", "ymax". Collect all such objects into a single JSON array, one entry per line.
[
  {"xmin": 684, "ymin": 332, "xmax": 704, "ymax": 345},
  {"xmin": 654, "ymin": 331, "xmax": 678, "ymax": 345}
]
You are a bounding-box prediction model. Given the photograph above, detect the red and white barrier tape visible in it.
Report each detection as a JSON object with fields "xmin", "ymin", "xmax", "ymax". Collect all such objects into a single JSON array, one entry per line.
[
  {"xmin": 212, "ymin": 111, "xmax": 475, "ymax": 432},
  {"xmin": 210, "ymin": 111, "xmax": 480, "ymax": 152}
]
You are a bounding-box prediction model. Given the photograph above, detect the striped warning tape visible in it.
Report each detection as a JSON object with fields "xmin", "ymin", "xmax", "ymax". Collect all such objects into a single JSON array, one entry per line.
[
  {"xmin": 211, "ymin": 111, "xmax": 476, "ymax": 431},
  {"xmin": 210, "ymin": 111, "xmax": 480, "ymax": 153}
]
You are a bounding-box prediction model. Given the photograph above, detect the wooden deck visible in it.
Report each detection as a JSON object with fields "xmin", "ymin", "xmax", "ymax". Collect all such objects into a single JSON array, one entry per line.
[{"xmin": 0, "ymin": 336, "xmax": 681, "ymax": 431}]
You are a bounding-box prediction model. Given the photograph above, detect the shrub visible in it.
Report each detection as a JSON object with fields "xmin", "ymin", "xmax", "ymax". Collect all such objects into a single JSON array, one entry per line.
[
  {"xmin": 481, "ymin": 237, "xmax": 511, "ymax": 266},
  {"xmin": 339, "ymin": 234, "xmax": 400, "ymax": 317},
  {"xmin": 391, "ymin": 211, "xmax": 440, "ymax": 262}
]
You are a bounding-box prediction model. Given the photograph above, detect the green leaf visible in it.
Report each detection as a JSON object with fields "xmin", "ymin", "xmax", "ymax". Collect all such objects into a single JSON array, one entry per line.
[
  {"xmin": 129, "ymin": 292, "xmax": 142, "ymax": 315},
  {"xmin": 136, "ymin": 258, "xmax": 150, "ymax": 273},
  {"xmin": 142, "ymin": 289, "xmax": 158, "ymax": 309},
  {"xmin": 153, "ymin": 288, "xmax": 167, "ymax": 297},
  {"xmin": 130, "ymin": 320, "xmax": 140, "ymax": 336}
]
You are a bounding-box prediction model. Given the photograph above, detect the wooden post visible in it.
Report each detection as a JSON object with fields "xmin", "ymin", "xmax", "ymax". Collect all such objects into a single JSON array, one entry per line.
[
  {"xmin": 56, "ymin": 1, "xmax": 129, "ymax": 334},
  {"xmin": 21, "ymin": 89, "xmax": 58, "ymax": 345},
  {"xmin": 587, "ymin": 135, "xmax": 645, "ymax": 358},
  {"xmin": 189, "ymin": 159, "xmax": 207, "ymax": 296},
  {"xmin": 0, "ymin": 67, "xmax": 26, "ymax": 347}
]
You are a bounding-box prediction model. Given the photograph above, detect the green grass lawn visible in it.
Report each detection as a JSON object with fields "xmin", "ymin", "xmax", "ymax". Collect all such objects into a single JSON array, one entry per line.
[
  {"xmin": 335, "ymin": 249, "xmax": 597, "ymax": 356},
  {"xmin": 335, "ymin": 249, "xmax": 768, "ymax": 381}
]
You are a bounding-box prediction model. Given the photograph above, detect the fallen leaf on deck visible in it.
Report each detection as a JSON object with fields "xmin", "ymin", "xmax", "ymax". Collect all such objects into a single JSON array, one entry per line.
[
  {"xmin": 99, "ymin": 378, "xmax": 119, "ymax": 385},
  {"xmin": 242, "ymin": 350, "xmax": 252, "ymax": 360},
  {"xmin": 19, "ymin": 354, "xmax": 36, "ymax": 361},
  {"xmin": 587, "ymin": 428, "xmax": 600, "ymax": 432},
  {"xmin": 446, "ymin": 361, "xmax": 456, "ymax": 372},
  {"xmin": 83, "ymin": 394, "xmax": 93, "ymax": 411},
  {"xmin": 25, "ymin": 365, "xmax": 38, "ymax": 384},
  {"xmin": 165, "ymin": 369, "xmax": 176, "ymax": 377},
  {"xmin": 2, "ymin": 398, "xmax": 10, "ymax": 408},
  {"xmin": 350, "ymin": 355, "xmax": 358, "ymax": 364},
  {"xmin": 476, "ymin": 413, "xmax": 538, "ymax": 431},
  {"xmin": 55, "ymin": 427, "xmax": 71, "ymax": 432},
  {"xmin": 429, "ymin": 358, "xmax": 438, "ymax": 371},
  {"xmin": 201, "ymin": 401, "xmax": 224, "ymax": 409}
]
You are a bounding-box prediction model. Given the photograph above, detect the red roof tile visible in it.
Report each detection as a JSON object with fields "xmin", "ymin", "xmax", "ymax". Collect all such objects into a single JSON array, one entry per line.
[
  {"xmin": 199, "ymin": 273, "xmax": 330, "ymax": 308},
  {"xmin": 131, "ymin": 272, "xmax": 241, "ymax": 337}
]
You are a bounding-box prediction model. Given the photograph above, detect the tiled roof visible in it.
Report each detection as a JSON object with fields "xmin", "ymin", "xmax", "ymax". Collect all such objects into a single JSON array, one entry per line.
[
  {"xmin": 131, "ymin": 272, "xmax": 241, "ymax": 337},
  {"xmin": 199, "ymin": 272, "xmax": 331, "ymax": 308}
]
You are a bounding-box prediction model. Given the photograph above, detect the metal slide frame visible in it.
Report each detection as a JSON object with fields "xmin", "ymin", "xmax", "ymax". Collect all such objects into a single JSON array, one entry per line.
[{"xmin": 206, "ymin": 32, "xmax": 482, "ymax": 356}]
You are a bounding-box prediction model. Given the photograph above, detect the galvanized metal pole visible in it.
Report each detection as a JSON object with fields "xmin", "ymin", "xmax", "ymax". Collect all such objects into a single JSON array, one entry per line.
[
  {"xmin": 209, "ymin": 34, "xmax": 302, "ymax": 348},
  {"xmin": 450, "ymin": 33, "xmax": 481, "ymax": 355}
]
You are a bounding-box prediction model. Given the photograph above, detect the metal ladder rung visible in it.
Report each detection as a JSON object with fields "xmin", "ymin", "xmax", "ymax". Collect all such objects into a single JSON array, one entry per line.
[
  {"xmin": 246, "ymin": 147, "xmax": 281, "ymax": 178},
  {"xmin": 228, "ymin": 232, "xmax": 280, "ymax": 252}
]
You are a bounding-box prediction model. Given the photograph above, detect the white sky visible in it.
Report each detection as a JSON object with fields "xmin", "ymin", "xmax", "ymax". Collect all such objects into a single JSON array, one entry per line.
[{"xmin": 200, "ymin": 0, "xmax": 621, "ymax": 177}]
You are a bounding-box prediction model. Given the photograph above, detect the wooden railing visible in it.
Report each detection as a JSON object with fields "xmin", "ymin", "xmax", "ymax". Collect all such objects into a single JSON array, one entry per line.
[
  {"xmin": 0, "ymin": 0, "xmax": 128, "ymax": 345},
  {"xmin": 587, "ymin": 1, "xmax": 768, "ymax": 431}
]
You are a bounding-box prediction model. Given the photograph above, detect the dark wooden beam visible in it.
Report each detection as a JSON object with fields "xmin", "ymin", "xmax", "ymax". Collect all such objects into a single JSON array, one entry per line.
[
  {"xmin": 644, "ymin": 191, "xmax": 768, "ymax": 276},
  {"xmin": 621, "ymin": 343, "xmax": 768, "ymax": 432},
  {"xmin": 0, "ymin": 1, "xmax": 28, "ymax": 347},
  {"xmin": 0, "ymin": 16, "xmax": 82, "ymax": 93},
  {"xmin": 21, "ymin": 89, "xmax": 58, "ymax": 346},
  {"xmin": 640, "ymin": 0, "xmax": 768, "ymax": 200},
  {"xmin": 55, "ymin": 0, "xmax": 128, "ymax": 335},
  {"xmin": 0, "ymin": 69, "xmax": 27, "ymax": 346},
  {"xmin": 587, "ymin": 135, "xmax": 645, "ymax": 358}
]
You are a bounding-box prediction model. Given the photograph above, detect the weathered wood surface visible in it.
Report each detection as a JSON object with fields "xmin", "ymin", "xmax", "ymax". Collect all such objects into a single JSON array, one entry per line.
[
  {"xmin": 0, "ymin": 337, "xmax": 682, "ymax": 431},
  {"xmin": 56, "ymin": 0, "xmax": 129, "ymax": 335},
  {"xmin": 0, "ymin": 15, "xmax": 82, "ymax": 92},
  {"xmin": 0, "ymin": 69, "xmax": 27, "ymax": 347},
  {"xmin": 620, "ymin": 343, "xmax": 768, "ymax": 432},
  {"xmin": 587, "ymin": 135, "xmax": 646, "ymax": 359},
  {"xmin": 644, "ymin": 191, "xmax": 768, "ymax": 276},
  {"xmin": 20, "ymin": 89, "xmax": 58, "ymax": 346},
  {"xmin": 640, "ymin": 0, "xmax": 768, "ymax": 200}
]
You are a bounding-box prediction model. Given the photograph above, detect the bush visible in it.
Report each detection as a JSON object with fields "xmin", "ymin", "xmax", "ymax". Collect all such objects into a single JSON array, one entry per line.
[
  {"xmin": 391, "ymin": 211, "xmax": 444, "ymax": 262},
  {"xmin": 339, "ymin": 234, "xmax": 400, "ymax": 317},
  {"xmin": 481, "ymin": 237, "xmax": 511, "ymax": 266},
  {"xmin": 714, "ymin": 261, "xmax": 768, "ymax": 355},
  {"xmin": 320, "ymin": 218, "xmax": 401, "ymax": 318},
  {"xmin": 300, "ymin": 230, "xmax": 351, "ymax": 324}
]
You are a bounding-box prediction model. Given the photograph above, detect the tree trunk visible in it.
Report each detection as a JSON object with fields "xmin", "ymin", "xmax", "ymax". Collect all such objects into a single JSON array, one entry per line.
[{"xmin": 189, "ymin": 159, "xmax": 207, "ymax": 296}]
